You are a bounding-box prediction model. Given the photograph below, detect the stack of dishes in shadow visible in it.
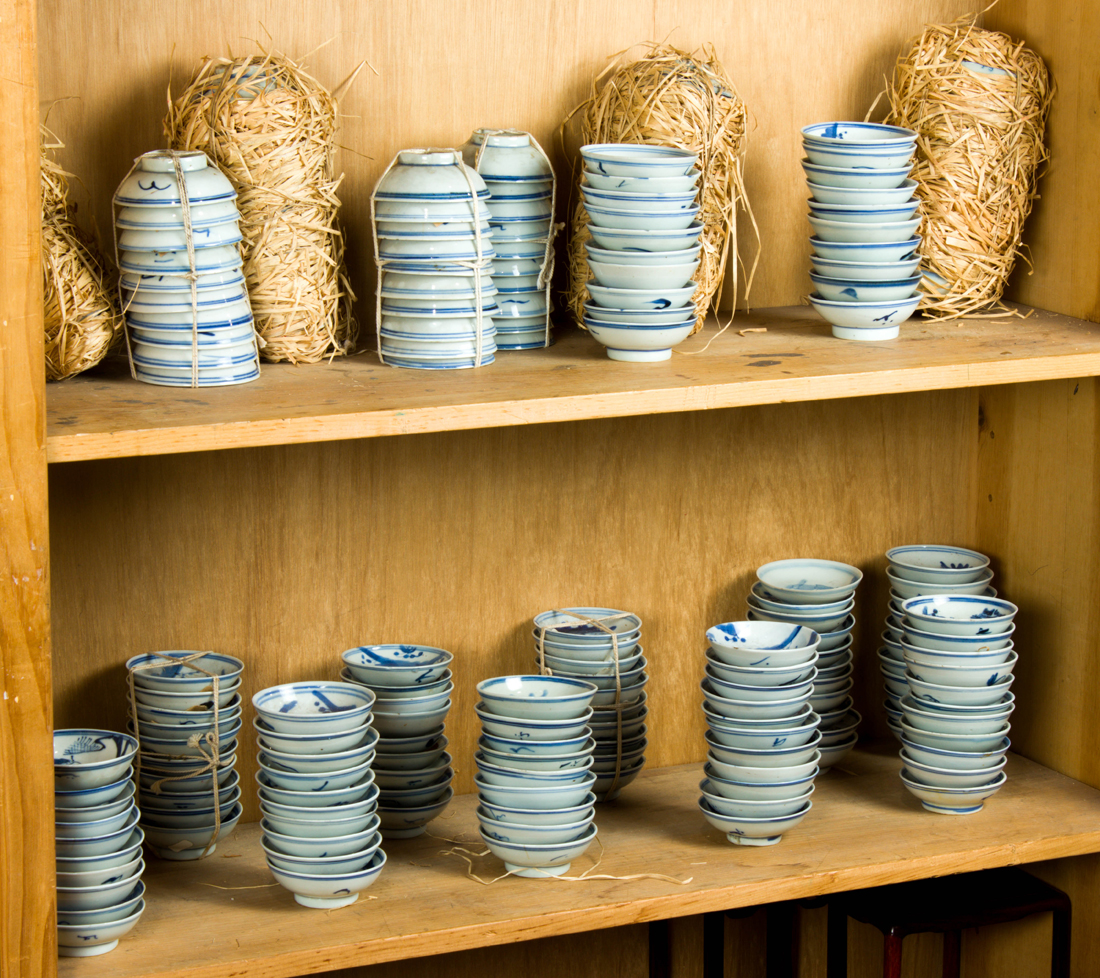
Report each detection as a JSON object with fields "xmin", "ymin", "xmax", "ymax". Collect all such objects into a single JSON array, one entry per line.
[
  {"xmin": 474, "ymin": 676, "xmax": 599, "ymax": 877},
  {"xmin": 699, "ymin": 623, "xmax": 820, "ymax": 846},
  {"xmin": 254, "ymin": 681, "xmax": 383, "ymax": 908},
  {"xmin": 748, "ymin": 559, "xmax": 862, "ymax": 767},
  {"xmin": 113, "ymin": 150, "xmax": 259, "ymax": 386},
  {"xmin": 54, "ymin": 729, "xmax": 143, "ymax": 956},
  {"xmin": 373, "ymin": 149, "xmax": 497, "ymax": 368},
  {"xmin": 579, "ymin": 144, "xmax": 703, "ymax": 361},
  {"xmin": 340, "ymin": 645, "xmax": 454, "ymax": 838},
  {"xmin": 125, "ymin": 651, "xmax": 244, "ymax": 859},
  {"xmin": 462, "ymin": 129, "xmax": 556, "ymax": 349},
  {"xmin": 801, "ymin": 123, "xmax": 921, "ymax": 340},
  {"xmin": 532, "ymin": 607, "xmax": 647, "ymax": 800}
]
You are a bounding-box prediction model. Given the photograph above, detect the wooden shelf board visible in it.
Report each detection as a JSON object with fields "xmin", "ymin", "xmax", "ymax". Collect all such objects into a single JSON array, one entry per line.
[
  {"xmin": 62, "ymin": 745, "xmax": 1100, "ymax": 978},
  {"xmin": 46, "ymin": 304, "xmax": 1100, "ymax": 463}
]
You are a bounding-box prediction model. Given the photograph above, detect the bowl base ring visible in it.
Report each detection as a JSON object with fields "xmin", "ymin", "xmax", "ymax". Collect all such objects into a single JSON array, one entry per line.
[
  {"xmin": 505, "ymin": 861, "xmax": 572, "ymax": 878},
  {"xmin": 293, "ymin": 892, "xmax": 360, "ymax": 909},
  {"xmin": 919, "ymin": 800, "xmax": 985, "ymax": 815},
  {"xmin": 726, "ymin": 833, "xmax": 783, "ymax": 846},
  {"xmin": 831, "ymin": 324, "xmax": 901, "ymax": 342},
  {"xmin": 59, "ymin": 940, "xmax": 120, "ymax": 957},
  {"xmin": 606, "ymin": 348, "xmax": 672, "ymax": 362},
  {"xmin": 147, "ymin": 842, "xmax": 217, "ymax": 860},
  {"xmin": 380, "ymin": 825, "xmax": 429, "ymax": 839}
]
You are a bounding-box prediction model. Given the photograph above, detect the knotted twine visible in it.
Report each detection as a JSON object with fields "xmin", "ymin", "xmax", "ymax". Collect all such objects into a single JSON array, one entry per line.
[{"xmin": 126, "ymin": 650, "xmax": 230, "ymax": 859}]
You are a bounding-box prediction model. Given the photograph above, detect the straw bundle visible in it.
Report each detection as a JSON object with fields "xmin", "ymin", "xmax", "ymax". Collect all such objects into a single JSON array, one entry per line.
[
  {"xmin": 166, "ymin": 52, "xmax": 357, "ymax": 362},
  {"xmin": 41, "ymin": 129, "xmax": 120, "ymax": 381},
  {"xmin": 885, "ymin": 17, "xmax": 1052, "ymax": 319},
  {"xmin": 564, "ymin": 42, "xmax": 757, "ymax": 333}
]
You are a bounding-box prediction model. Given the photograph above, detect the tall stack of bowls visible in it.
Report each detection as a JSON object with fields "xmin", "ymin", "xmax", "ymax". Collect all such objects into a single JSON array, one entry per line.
[
  {"xmin": 532, "ymin": 607, "xmax": 648, "ymax": 801},
  {"xmin": 125, "ymin": 651, "xmax": 244, "ymax": 859},
  {"xmin": 54, "ymin": 729, "xmax": 144, "ymax": 956},
  {"xmin": 699, "ymin": 624, "xmax": 820, "ymax": 846},
  {"xmin": 113, "ymin": 150, "xmax": 259, "ymax": 387},
  {"xmin": 748, "ymin": 559, "xmax": 862, "ymax": 768},
  {"xmin": 373, "ymin": 149, "xmax": 496, "ymax": 369},
  {"xmin": 339, "ymin": 644, "xmax": 454, "ymax": 838},
  {"xmin": 801, "ymin": 123, "xmax": 922, "ymax": 341},
  {"xmin": 474, "ymin": 675, "xmax": 599, "ymax": 877},
  {"xmin": 578, "ymin": 144, "xmax": 703, "ymax": 361},
  {"xmin": 461, "ymin": 129, "xmax": 556, "ymax": 350},
  {"xmin": 253, "ymin": 681, "xmax": 383, "ymax": 908}
]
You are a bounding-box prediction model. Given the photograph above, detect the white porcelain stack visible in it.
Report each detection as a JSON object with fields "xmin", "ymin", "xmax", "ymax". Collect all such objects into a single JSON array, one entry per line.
[
  {"xmin": 339, "ymin": 644, "xmax": 454, "ymax": 838},
  {"xmin": 801, "ymin": 123, "xmax": 923, "ymax": 341},
  {"xmin": 578, "ymin": 143, "xmax": 703, "ymax": 361},
  {"xmin": 125, "ymin": 651, "xmax": 245, "ymax": 860},
  {"xmin": 113, "ymin": 150, "xmax": 260, "ymax": 387},
  {"xmin": 699, "ymin": 622, "xmax": 821, "ymax": 847},
  {"xmin": 747, "ymin": 558, "xmax": 862, "ymax": 768},
  {"xmin": 372, "ymin": 149, "xmax": 497, "ymax": 369},
  {"xmin": 253, "ymin": 681, "xmax": 383, "ymax": 908},
  {"xmin": 532, "ymin": 607, "xmax": 648, "ymax": 801},
  {"xmin": 474, "ymin": 675, "xmax": 599, "ymax": 877},
  {"xmin": 54, "ymin": 729, "xmax": 143, "ymax": 957},
  {"xmin": 462, "ymin": 129, "xmax": 556, "ymax": 350}
]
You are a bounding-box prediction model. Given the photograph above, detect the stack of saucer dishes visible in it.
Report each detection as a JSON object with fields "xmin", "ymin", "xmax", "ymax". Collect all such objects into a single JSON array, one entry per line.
[
  {"xmin": 339, "ymin": 645, "xmax": 454, "ymax": 838},
  {"xmin": 532, "ymin": 607, "xmax": 647, "ymax": 801},
  {"xmin": 747, "ymin": 559, "xmax": 863, "ymax": 768},
  {"xmin": 879, "ymin": 545, "xmax": 999, "ymax": 740},
  {"xmin": 113, "ymin": 150, "xmax": 260, "ymax": 387},
  {"xmin": 474, "ymin": 675, "xmax": 599, "ymax": 877},
  {"xmin": 372, "ymin": 149, "xmax": 496, "ymax": 369},
  {"xmin": 253, "ymin": 681, "xmax": 383, "ymax": 908},
  {"xmin": 461, "ymin": 129, "xmax": 556, "ymax": 350},
  {"xmin": 125, "ymin": 651, "xmax": 245, "ymax": 860},
  {"xmin": 578, "ymin": 143, "xmax": 703, "ymax": 361},
  {"xmin": 54, "ymin": 729, "xmax": 144, "ymax": 957},
  {"xmin": 699, "ymin": 624, "xmax": 820, "ymax": 847},
  {"xmin": 801, "ymin": 123, "xmax": 922, "ymax": 341}
]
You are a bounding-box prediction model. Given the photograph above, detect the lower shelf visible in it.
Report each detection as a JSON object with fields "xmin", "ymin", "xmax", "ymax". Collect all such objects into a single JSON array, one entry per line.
[{"xmin": 63, "ymin": 745, "xmax": 1100, "ymax": 978}]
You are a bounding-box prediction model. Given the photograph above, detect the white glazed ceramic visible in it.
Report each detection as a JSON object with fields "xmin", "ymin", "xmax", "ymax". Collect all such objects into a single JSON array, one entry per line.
[
  {"xmin": 54, "ymin": 731, "xmax": 137, "ymax": 791},
  {"xmin": 755, "ymin": 559, "xmax": 861, "ymax": 604},
  {"xmin": 886, "ymin": 566, "xmax": 995, "ymax": 599},
  {"xmin": 585, "ymin": 203, "xmax": 700, "ymax": 230},
  {"xmin": 699, "ymin": 797, "xmax": 811, "ymax": 846},
  {"xmin": 580, "ymin": 144, "xmax": 696, "ymax": 177},
  {"xmin": 583, "ymin": 169, "xmax": 700, "ymax": 193},
  {"xmin": 809, "ymin": 274, "xmax": 920, "ymax": 303},
  {"xmin": 480, "ymin": 822, "xmax": 597, "ymax": 878},
  {"xmin": 126, "ymin": 651, "xmax": 244, "ymax": 691},
  {"xmin": 901, "ymin": 595, "xmax": 1017, "ymax": 636},
  {"xmin": 809, "ymin": 294, "xmax": 919, "ymax": 340},
  {"xmin": 586, "ymin": 258, "xmax": 698, "ymax": 291},
  {"xmin": 906, "ymin": 672, "xmax": 1015, "ymax": 707},
  {"xmin": 267, "ymin": 848, "xmax": 386, "ymax": 909},
  {"xmin": 584, "ymin": 242, "xmax": 701, "ymax": 267},
  {"xmin": 57, "ymin": 899, "xmax": 145, "ymax": 957},
  {"xmin": 904, "ymin": 651, "xmax": 1017, "ymax": 688},
  {"xmin": 376, "ymin": 788, "xmax": 454, "ymax": 838},
  {"xmin": 584, "ymin": 320, "xmax": 695, "ymax": 362},
  {"xmin": 808, "ymin": 254, "xmax": 922, "ymax": 281},
  {"xmin": 114, "ymin": 151, "xmax": 235, "ymax": 207},
  {"xmin": 477, "ymin": 676, "xmax": 597, "ymax": 721},
  {"xmin": 587, "ymin": 222, "xmax": 703, "ymax": 253},
  {"xmin": 254, "ymin": 717, "xmax": 373, "ymax": 755},
  {"xmin": 900, "ymin": 768, "xmax": 1007, "ymax": 814},
  {"xmin": 900, "ymin": 737, "xmax": 1010, "ymax": 772},
  {"xmin": 806, "ymin": 178, "xmax": 917, "ymax": 205},
  {"xmin": 900, "ymin": 749, "xmax": 1007, "ymax": 788},
  {"xmin": 887, "ymin": 545, "xmax": 991, "ymax": 583},
  {"xmin": 810, "ymin": 236, "xmax": 920, "ymax": 263}
]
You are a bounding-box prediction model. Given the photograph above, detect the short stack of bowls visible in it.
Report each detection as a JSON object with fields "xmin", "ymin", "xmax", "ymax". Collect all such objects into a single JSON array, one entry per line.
[
  {"xmin": 748, "ymin": 559, "xmax": 863, "ymax": 768},
  {"xmin": 474, "ymin": 675, "xmax": 599, "ymax": 877},
  {"xmin": 54, "ymin": 729, "xmax": 144, "ymax": 957},
  {"xmin": 699, "ymin": 624, "xmax": 820, "ymax": 846},
  {"xmin": 373, "ymin": 149, "xmax": 496, "ymax": 369},
  {"xmin": 339, "ymin": 644, "xmax": 454, "ymax": 838},
  {"xmin": 880, "ymin": 545, "xmax": 999, "ymax": 741},
  {"xmin": 461, "ymin": 129, "xmax": 556, "ymax": 350},
  {"xmin": 125, "ymin": 651, "xmax": 245, "ymax": 860},
  {"xmin": 801, "ymin": 123, "xmax": 922, "ymax": 341},
  {"xmin": 578, "ymin": 143, "xmax": 703, "ymax": 361},
  {"xmin": 113, "ymin": 149, "xmax": 260, "ymax": 387},
  {"xmin": 532, "ymin": 607, "xmax": 647, "ymax": 801},
  {"xmin": 253, "ymin": 681, "xmax": 383, "ymax": 908}
]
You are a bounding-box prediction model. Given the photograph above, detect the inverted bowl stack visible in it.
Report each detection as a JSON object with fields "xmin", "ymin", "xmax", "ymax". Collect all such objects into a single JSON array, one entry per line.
[
  {"xmin": 339, "ymin": 644, "xmax": 454, "ymax": 838},
  {"xmin": 474, "ymin": 675, "xmax": 599, "ymax": 877},
  {"xmin": 462, "ymin": 129, "xmax": 556, "ymax": 350},
  {"xmin": 254, "ymin": 681, "xmax": 383, "ymax": 908},
  {"xmin": 801, "ymin": 123, "xmax": 922, "ymax": 341},
  {"xmin": 126, "ymin": 651, "xmax": 244, "ymax": 860},
  {"xmin": 373, "ymin": 149, "xmax": 497, "ymax": 369},
  {"xmin": 881, "ymin": 545, "xmax": 1016, "ymax": 815},
  {"xmin": 54, "ymin": 730, "xmax": 144, "ymax": 957},
  {"xmin": 747, "ymin": 558, "xmax": 862, "ymax": 768},
  {"xmin": 113, "ymin": 150, "xmax": 260, "ymax": 386},
  {"xmin": 579, "ymin": 144, "xmax": 703, "ymax": 361}
]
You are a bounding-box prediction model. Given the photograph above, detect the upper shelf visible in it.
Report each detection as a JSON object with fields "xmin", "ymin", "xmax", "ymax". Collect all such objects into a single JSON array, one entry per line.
[{"xmin": 46, "ymin": 304, "xmax": 1100, "ymax": 463}]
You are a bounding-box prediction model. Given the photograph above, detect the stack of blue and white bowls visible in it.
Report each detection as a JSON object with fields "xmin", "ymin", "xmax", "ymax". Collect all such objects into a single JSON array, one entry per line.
[
  {"xmin": 801, "ymin": 123, "xmax": 922, "ymax": 341},
  {"xmin": 54, "ymin": 729, "xmax": 144, "ymax": 957},
  {"xmin": 373, "ymin": 149, "xmax": 497, "ymax": 369},
  {"xmin": 578, "ymin": 144, "xmax": 703, "ymax": 361},
  {"xmin": 338, "ymin": 644, "xmax": 454, "ymax": 838},
  {"xmin": 699, "ymin": 623, "xmax": 820, "ymax": 847},
  {"xmin": 125, "ymin": 651, "xmax": 244, "ymax": 860},
  {"xmin": 462, "ymin": 129, "xmax": 555, "ymax": 350},
  {"xmin": 113, "ymin": 150, "xmax": 260, "ymax": 386},
  {"xmin": 253, "ymin": 681, "xmax": 383, "ymax": 909},
  {"xmin": 474, "ymin": 675, "xmax": 599, "ymax": 877},
  {"xmin": 747, "ymin": 559, "xmax": 862, "ymax": 767}
]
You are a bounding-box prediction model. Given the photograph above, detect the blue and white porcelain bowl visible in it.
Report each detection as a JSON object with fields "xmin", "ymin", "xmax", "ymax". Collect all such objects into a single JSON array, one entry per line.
[
  {"xmin": 749, "ymin": 581, "xmax": 853, "ymax": 615},
  {"xmin": 259, "ymin": 805, "xmax": 378, "ymax": 840},
  {"xmin": 371, "ymin": 681, "xmax": 453, "ymax": 716},
  {"xmin": 899, "ymin": 719, "xmax": 1009, "ymax": 754},
  {"xmin": 462, "ymin": 129, "xmax": 553, "ymax": 179},
  {"xmin": 705, "ymin": 712, "xmax": 820, "ymax": 751},
  {"xmin": 126, "ymin": 651, "xmax": 245, "ymax": 693},
  {"xmin": 810, "ymin": 236, "xmax": 921, "ymax": 264},
  {"xmin": 702, "ymin": 767, "xmax": 816, "ymax": 802},
  {"xmin": 817, "ymin": 732, "xmax": 859, "ymax": 768},
  {"xmin": 370, "ymin": 700, "xmax": 452, "ymax": 737},
  {"xmin": 806, "ymin": 199, "xmax": 919, "ymax": 224},
  {"xmin": 755, "ymin": 559, "xmax": 862, "ymax": 604},
  {"xmin": 704, "ymin": 729, "xmax": 823, "ymax": 768},
  {"xmin": 54, "ymin": 731, "xmax": 138, "ymax": 791},
  {"xmin": 707, "ymin": 752, "xmax": 820, "ymax": 784},
  {"xmin": 901, "ymin": 736, "xmax": 1010, "ymax": 772},
  {"xmin": 55, "ymin": 802, "xmax": 139, "ymax": 840},
  {"xmin": 583, "ymin": 302, "xmax": 695, "ymax": 326},
  {"xmin": 477, "ymin": 675, "xmax": 597, "ymax": 721},
  {"xmin": 806, "ymin": 178, "xmax": 918, "ymax": 206},
  {"xmin": 475, "ymin": 753, "xmax": 593, "ymax": 789},
  {"xmin": 900, "ymin": 768, "xmax": 1007, "ymax": 815},
  {"xmin": 906, "ymin": 672, "xmax": 1014, "ymax": 707},
  {"xmin": 262, "ymin": 823, "xmax": 381, "ymax": 860},
  {"xmin": 56, "ymin": 855, "xmax": 142, "ymax": 891},
  {"xmin": 372, "ymin": 753, "xmax": 453, "ymax": 790},
  {"xmin": 257, "ymin": 784, "xmax": 378, "ymax": 824},
  {"xmin": 138, "ymin": 771, "xmax": 239, "ymax": 812},
  {"xmin": 480, "ymin": 821, "xmax": 598, "ymax": 878},
  {"xmin": 901, "ymin": 595, "xmax": 1017, "ymax": 636},
  {"xmin": 580, "ymin": 660, "xmax": 647, "ymax": 690},
  {"xmin": 533, "ymin": 608, "xmax": 643, "ymax": 646},
  {"xmin": 115, "ymin": 199, "xmax": 240, "ymax": 229},
  {"xmin": 375, "ymin": 772, "xmax": 453, "ymax": 809},
  {"xmin": 376, "ymin": 787, "xmax": 453, "ymax": 838},
  {"xmin": 704, "ymin": 668, "xmax": 817, "ymax": 705},
  {"xmin": 254, "ymin": 716, "xmax": 373, "ymax": 756},
  {"xmin": 583, "ymin": 169, "xmax": 700, "ymax": 193},
  {"xmin": 886, "ymin": 566, "xmax": 995, "ymax": 599},
  {"xmin": 133, "ymin": 694, "xmax": 242, "ymax": 727},
  {"xmin": 374, "ymin": 149, "xmax": 489, "ymax": 200},
  {"xmin": 54, "ymin": 809, "xmax": 140, "ymax": 858},
  {"xmin": 701, "ymin": 781, "xmax": 814, "ymax": 819},
  {"xmin": 114, "ymin": 151, "xmax": 236, "ymax": 207},
  {"xmin": 699, "ymin": 797, "xmax": 811, "ymax": 846},
  {"xmin": 580, "ymin": 185, "xmax": 698, "ymax": 209},
  {"xmin": 475, "ymin": 703, "xmax": 593, "ymax": 741},
  {"xmin": 701, "ymin": 681, "xmax": 811, "ymax": 721},
  {"xmin": 257, "ymin": 755, "xmax": 373, "ymax": 792},
  {"xmin": 55, "ymin": 830, "xmax": 143, "ymax": 876},
  {"xmin": 902, "ymin": 640, "xmax": 1014, "ymax": 670},
  {"xmin": 267, "ymin": 848, "xmax": 386, "ymax": 910},
  {"xmin": 900, "ymin": 696, "xmax": 1013, "ymax": 735},
  {"xmin": 590, "ymin": 676, "xmax": 648, "ymax": 707},
  {"xmin": 55, "ymin": 782, "xmax": 136, "ymax": 823},
  {"xmin": 539, "ymin": 649, "xmax": 644, "ymax": 676},
  {"xmin": 901, "ymin": 622, "xmax": 1015, "ymax": 653},
  {"xmin": 585, "ymin": 203, "xmax": 700, "ymax": 230},
  {"xmin": 809, "ymin": 254, "xmax": 922, "ymax": 282},
  {"xmin": 587, "ymin": 258, "xmax": 698, "ymax": 291},
  {"xmin": 705, "ymin": 651, "xmax": 817, "ymax": 688},
  {"xmin": 581, "ymin": 144, "xmax": 696, "ymax": 178},
  {"xmin": 818, "ymin": 619, "xmax": 856, "ymax": 652},
  {"xmin": 899, "ymin": 749, "xmax": 1006, "ymax": 789},
  {"xmin": 584, "ymin": 242, "xmax": 701, "ymax": 267},
  {"xmin": 56, "ymin": 861, "xmax": 144, "ymax": 912},
  {"xmin": 706, "ymin": 621, "xmax": 820, "ymax": 668},
  {"xmin": 802, "ymin": 121, "xmax": 917, "ymax": 148},
  {"xmin": 803, "ymin": 143, "xmax": 914, "ymax": 170},
  {"xmin": 358, "ymin": 674, "xmax": 453, "ymax": 702},
  {"xmin": 809, "ymin": 274, "xmax": 921, "ymax": 303},
  {"xmin": 586, "ymin": 282, "xmax": 696, "ymax": 311},
  {"xmin": 474, "ymin": 771, "xmax": 597, "ymax": 811},
  {"xmin": 136, "ymin": 791, "xmax": 240, "ymax": 830},
  {"xmin": 801, "ymin": 158, "xmax": 913, "ymax": 189},
  {"xmin": 478, "ymin": 739, "xmax": 594, "ymax": 773},
  {"xmin": 888, "ymin": 545, "xmax": 992, "ymax": 584},
  {"xmin": 132, "ymin": 715, "xmax": 241, "ymax": 750},
  {"xmin": 54, "ymin": 776, "xmax": 135, "ymax": 811},
  {"xmin": 584, "ymin": 319, "xmax": 696, "ymax": 362},
  {"xmin": 374, "ymin": 198, "xmax": 492, "ymax": 222},
  {"xmin": 256, "ymin": 770, "xmax": 376, "ymax": 809},
  {"xmin": 118, "ymin": 223, "xmax": 242, "ymax": 252},
  {"xmin": 372, "ymin": 736, "xmax": 447, "ymax": 772},
  {"xmin": 341, "ymin": 644, "xmax": 453, "ymax": 687},
  {"xmin": 255, "ymin": 731, "xmax": 379, "ymax": 774},
  {"xmin": 370, "ymin": 726, "xmax": 445, "ymax": 755},
  {"xmin": 118, "ymin": 246, "xmax": 243, "ymax": 277},
  {"xmin": 57, "ymin": 898, "xmax": 145, "ymax": 957},
  {"xmin": 477, "ymin": 807, "xmax": 594, "ymax": 847},
  {"xmin": 587, "ymin": 221, "xmax": 704, "ymax": 253},
  {"xmin": 809, "ymin": 294, "xmax": 921, "ymax": 341},
  {"xmin": 904, "ymin": 651, "xmax": 1017, "ymax": 688}
]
